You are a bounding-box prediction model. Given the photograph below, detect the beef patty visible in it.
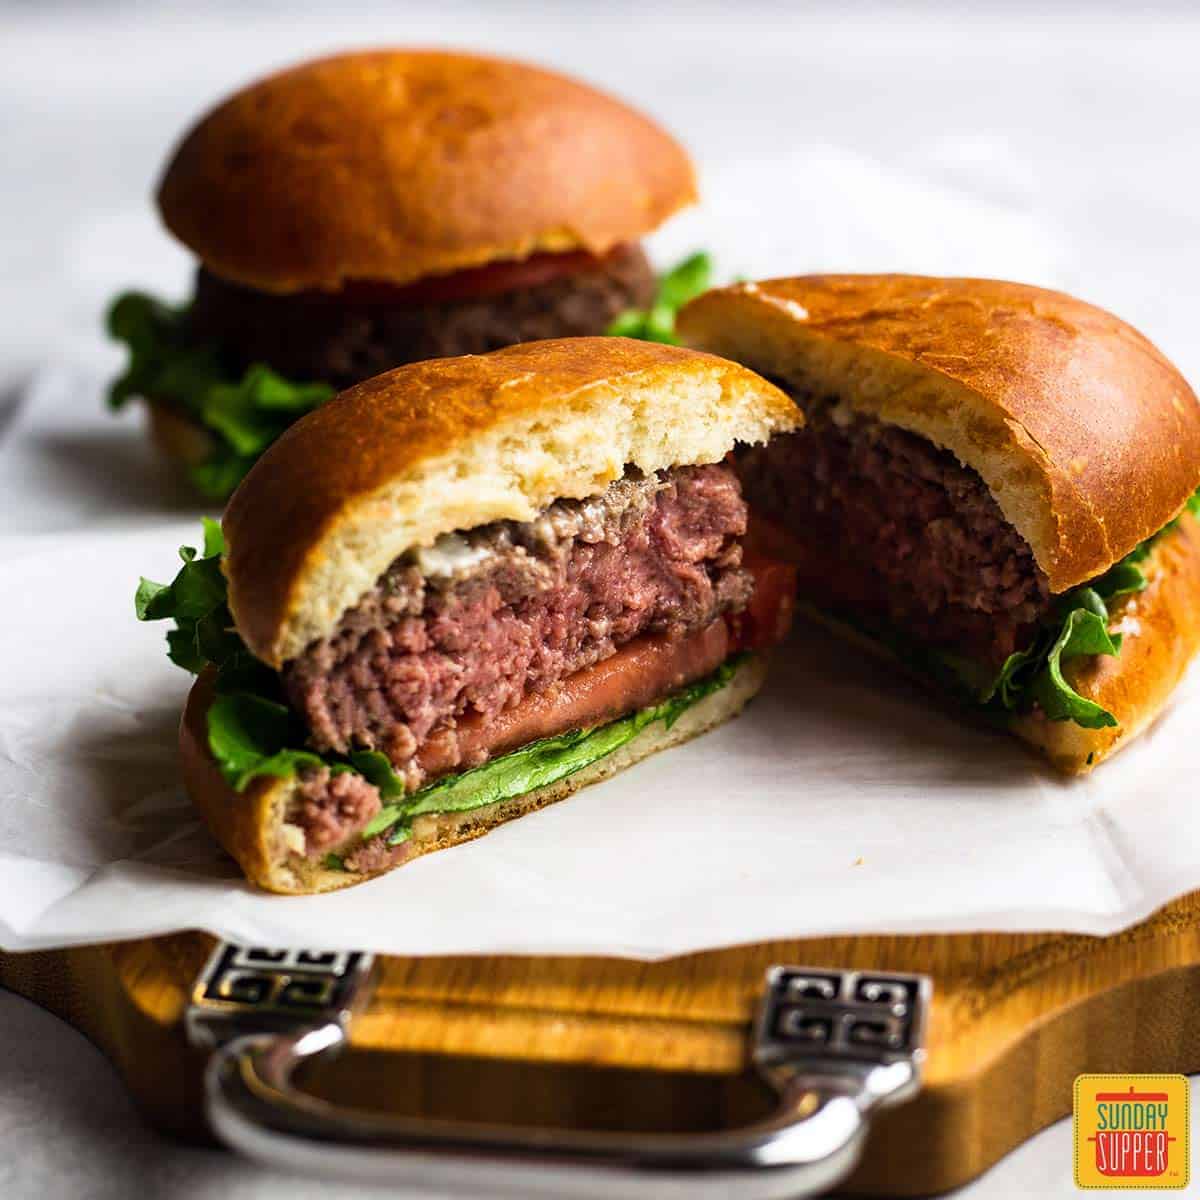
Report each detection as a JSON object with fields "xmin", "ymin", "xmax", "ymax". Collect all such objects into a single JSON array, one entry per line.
[
  {"xmin": 187, "ymin": 244, "xmax": 656, "ymax": 388},
  {"xmin": 292, "ymin": 767, "xmax": 382, "ymax": 855},
  {"xmin": 738, "ymin": 400, "xmax": 1051, "ymax": 665},
  {"xmin": 284, "ymin": 463, "xmax": 752, "ymax": 788}
]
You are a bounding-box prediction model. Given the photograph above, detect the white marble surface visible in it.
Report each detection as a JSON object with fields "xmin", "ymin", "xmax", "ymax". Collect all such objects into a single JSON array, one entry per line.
[{"xmin": 4, "ymin": 1, "xmax": 1200, "ymax": 1196}]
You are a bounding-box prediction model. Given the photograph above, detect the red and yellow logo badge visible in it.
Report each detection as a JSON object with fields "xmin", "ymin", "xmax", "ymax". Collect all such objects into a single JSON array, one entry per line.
[{"xmin": 1074, "ymin": 1075, "xmax": 1189, "ymax": 1189}]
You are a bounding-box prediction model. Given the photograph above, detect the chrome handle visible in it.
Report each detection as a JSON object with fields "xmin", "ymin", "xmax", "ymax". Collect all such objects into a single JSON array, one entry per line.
[{"xmin": 189, "ymin": 946, "xmax": 930, "ymax": 1198}]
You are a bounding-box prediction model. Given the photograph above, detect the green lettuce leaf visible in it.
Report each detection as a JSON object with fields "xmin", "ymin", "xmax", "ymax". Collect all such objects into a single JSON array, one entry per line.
[
  {"xmin": 134, "ymin": 518, "xmax": 242, "ymax": 674},
  {"xmin": 107, "ymin": 293, "xmax": 223, "ymax": 414},
  {"xmin": 107, "ymin": 292, "xmax": 333, "ymax": 499},
  {"xmin": 1027, "ymin": 609, "xmax": 1121, "ymax": 728},
  {"xmin": 606, "ymin": 252, "xmax": 712, "ymax": 345},
  {"xmin": 348, "ymin": 750, "xmax": 407, "ymax": 800},
  {"xmin": 200, "ymin": 364, "xmax": 334, "ymax": 457},
  {"xmin": 206, "ymin": 692, "xmax": 328, "ymax": 790}
]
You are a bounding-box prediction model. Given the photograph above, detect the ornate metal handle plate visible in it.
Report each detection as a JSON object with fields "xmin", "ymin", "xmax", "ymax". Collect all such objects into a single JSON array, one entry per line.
[{"xmin": 187, "ymin": 941, "xmax": 930, "ymax": 1197}]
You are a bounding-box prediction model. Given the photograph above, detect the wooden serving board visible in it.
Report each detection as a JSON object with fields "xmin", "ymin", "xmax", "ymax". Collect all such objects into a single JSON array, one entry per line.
[{"xmin": 6, "ymin": 894, "xmax": 1200, "ymax": 1195}]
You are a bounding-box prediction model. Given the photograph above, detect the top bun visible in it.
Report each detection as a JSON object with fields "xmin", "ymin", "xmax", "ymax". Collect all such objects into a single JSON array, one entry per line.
[
  {"xmin": 678, "ymin": 275, "xmax": 1200, "ymax": 593},
  {"xmin": 157, "ymin": 50, "xmax": 697, "ymax": 294},
  {"xmin": 223, "ymin": 337, "xmax": 800, "ymax": 667}
]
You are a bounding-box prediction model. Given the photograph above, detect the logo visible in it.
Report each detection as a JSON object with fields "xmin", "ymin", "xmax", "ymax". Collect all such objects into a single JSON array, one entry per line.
[{"xmin": 1074, "ymin": 1075, "xmax": 1189, "ymax": 1189}]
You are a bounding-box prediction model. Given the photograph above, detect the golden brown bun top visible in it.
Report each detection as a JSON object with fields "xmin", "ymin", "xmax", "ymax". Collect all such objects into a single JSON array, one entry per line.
[
  {"xmin": 223, "ymin": 337, "xmax": 800, "ymax": 666},
  {"xmin": 157, "ymin": 49, "xmax": 697, "ymax": 293},
  {"xmin": 678, "ymin": 275, "xmax": 1200, "ymax": 592}
]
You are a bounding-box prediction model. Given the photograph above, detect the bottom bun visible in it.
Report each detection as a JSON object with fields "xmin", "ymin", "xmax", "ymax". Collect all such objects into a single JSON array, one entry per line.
[
  {"xmin": 180, "ymin": 654, "xmax": 768, "ymax": 895},
  {"xmin": 803, "ymin": 512, "xmax": 1200, "ymax": 775},
  {"xmin": 144, "ymin": 399, "xmax": 215, "ymax": 467}
]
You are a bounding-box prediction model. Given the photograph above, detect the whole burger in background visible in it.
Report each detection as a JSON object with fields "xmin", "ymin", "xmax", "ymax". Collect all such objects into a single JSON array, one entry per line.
[{"xmin": 106, "ymin": 49, "xmax": 708, "ymax": 499}]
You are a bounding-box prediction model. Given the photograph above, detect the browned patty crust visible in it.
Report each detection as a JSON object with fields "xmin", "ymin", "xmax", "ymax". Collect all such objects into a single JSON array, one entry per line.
[{"xmin": 186, "ymin": 245, "xmax": 656, "ymax": 388}]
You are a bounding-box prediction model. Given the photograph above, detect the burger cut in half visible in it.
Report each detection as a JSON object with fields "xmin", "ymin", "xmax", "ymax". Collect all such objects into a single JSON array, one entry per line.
[
  {"xmin": 108, "ymin": 50, "xmax": 705, "ymax": 499},
  {"xmin": 679, "ymin": 275, "xmax": 1200, "ymax": 773},
  {"xmin": 136, "ymin": 339, "xmax": 801, "ymax": 892}
]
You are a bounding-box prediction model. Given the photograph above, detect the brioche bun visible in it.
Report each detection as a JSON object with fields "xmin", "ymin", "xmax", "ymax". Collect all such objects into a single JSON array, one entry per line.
[
  {"xmin": 180, "ymin": 655, "xmax": 768, "ymax": 894},
  {"xmin": 678, "ymin": 275, "xmax": 1200, "ymax": 593},
  {"xmin": 1011, "ymin": 511, "xmax": 1200, "ymax": 772},
  {"xmin": 222, "ymin": 337, "xmax": 801, "ymax": 667},
  {"xmin": 158, "ymin": 50, "xmax": 697, "ymax": 294}
]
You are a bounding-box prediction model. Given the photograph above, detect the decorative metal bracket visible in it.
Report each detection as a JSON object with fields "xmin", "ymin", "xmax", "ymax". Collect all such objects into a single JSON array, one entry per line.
[
  {"xmin": 187, "ymin": 943, "xmax": 374, "ymax": 1050},
  {"xmin": 188, "ymin": 942, "xmax": 930, "ymax": 1198},
  {"xmin": 754, "ymin": 966, "xmax": 930, "ymax": 1113}
]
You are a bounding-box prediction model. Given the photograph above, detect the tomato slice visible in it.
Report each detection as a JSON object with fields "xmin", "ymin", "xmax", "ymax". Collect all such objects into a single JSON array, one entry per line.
[
  {"xmin": 416, "ymin": 621, "xmax": 732, "ymax": 778},
  {"xmin": 326, "ymin": 248, "xmax": 623, "ymax": 308},
  {"xmin": 731, "ymin": 554, "xmax": 798, "ymax": 652}
]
